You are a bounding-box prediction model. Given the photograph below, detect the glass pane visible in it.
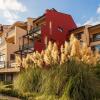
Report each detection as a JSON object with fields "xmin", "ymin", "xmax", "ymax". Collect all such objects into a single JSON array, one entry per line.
[
  {"xmin": 76, "ymin": 32, "xmax": 83, "ymax": 40},
  {"xmin": 93, "ymin": 33, "xmax": 100, "ymax": 41}
]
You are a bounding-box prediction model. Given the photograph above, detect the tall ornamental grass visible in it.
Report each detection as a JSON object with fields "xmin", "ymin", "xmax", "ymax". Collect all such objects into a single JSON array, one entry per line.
[{"xmin": 14, "ymin": 34, "xmax": 100, "ymax": 100}]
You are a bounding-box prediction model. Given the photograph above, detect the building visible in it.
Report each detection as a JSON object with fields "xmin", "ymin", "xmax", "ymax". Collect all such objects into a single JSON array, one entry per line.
[
  {"xmin": 1, "ymin": 8, "xmax": 100, "ymax": 83},
  {"xmin": 0, "ymin": 22, "xmax": 27, "ymax": 83},
  {"xmin": 15, "ymin": 8, "xmax": 76, "ymax": 57},
  {"xmin": 0, "ymin": 9, "xmax": 76, "ymax": 83},
  {"xmin": 70, "ymin": 24, "xmax": 100, "ymax": 51}
]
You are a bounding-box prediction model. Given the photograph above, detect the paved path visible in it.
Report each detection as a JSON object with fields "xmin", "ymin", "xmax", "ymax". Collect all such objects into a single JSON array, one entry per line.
[{"xmin": 0, "ymin": 94, "xmax": 21, "ymax": 100}]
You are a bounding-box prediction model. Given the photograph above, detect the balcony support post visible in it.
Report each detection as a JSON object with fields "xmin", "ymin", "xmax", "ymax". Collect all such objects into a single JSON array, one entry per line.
[
  {"xmin": 27, "ymin": 35, "xmax": 29, "ymax": 53},
  {"xmin": 23, "ymin": 36, "xmax": 25, "ymax": 49},
  {"xmin": 4, "ymin": 73, "xmax": 7, "ymax": 83}
]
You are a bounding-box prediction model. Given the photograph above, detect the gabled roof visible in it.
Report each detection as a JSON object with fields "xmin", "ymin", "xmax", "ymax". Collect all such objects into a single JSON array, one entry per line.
[{"xmin": 88, "ymin": 24, "xmax": 100, "ymax": 30}]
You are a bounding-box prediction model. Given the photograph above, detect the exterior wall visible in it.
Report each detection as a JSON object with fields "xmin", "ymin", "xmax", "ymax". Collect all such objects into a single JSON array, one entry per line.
[
  {"xmin": 2, "ymin": 9, "xmax": 100, "ymax": 83},
  {"xmin": 27, "ymin": 18, "xmax": 35, "ymax": 31},
  {"xmin": 0, "ymin": 72, "xmax": 20, "ymax": 83},
  {"xmin": 7, "ymin": 26, "xmax": 27, "ymax": 64},
  {"xmin": 34, "ymin": 9, "xmax": 77, "ymax": 52},
  {"xmin": 0, "ymin": 26, "xmax": 26, "ymax": 82},
  {"xmin": 0, "ymin": 25, "xmax": 27, "ymax": 68},
  {"xmin": 70, "ymin": 26, "xmax": 91, "ymax": 46},
  {"xmin": 83, "ymin": 26, "xmax": 90, "ymax": 46},
  {"xmin": 15, "ymin": 26, "xmax": 27, "ymax": 48},
  {"xmin": 71, "ymin": 25, "xmax": 100, "ymax": 51},
  {"xmin": 88, "ymin": 26, "xmax": 100, "ymax": 49}
]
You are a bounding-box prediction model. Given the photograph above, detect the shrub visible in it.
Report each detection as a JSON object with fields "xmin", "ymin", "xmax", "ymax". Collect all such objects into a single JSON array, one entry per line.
[
  {"xmin": 13, "ymin": 60, "xmax": 100, "ymax": 100},
  {"xmin": 93, "ymin": 63, "xmax": 100, "ymax": 99},
  {"xmin": 0, "ymin": 82, "xmax": 6, "ymax": 91},
  {"xmin": 40, "ymin": 64, "xmax": 68, "ymax": 96},
  {"xmin": 14, "ymin": 67, "xmax": 42, "ymax": 93},
  {"xmin": 61, "ymin": 61, "xmax": 99, "ymax": 100},
  {"xmin": 15, "ymin": 34, "xmax": 100, "ymax": 69},
  {"xmin": 95, "ymin": 63, "xmax": 100, "ymax": 79},
  {"xmin": 13, "ymin": 34, "xmax": 100, "ymax": 100}
]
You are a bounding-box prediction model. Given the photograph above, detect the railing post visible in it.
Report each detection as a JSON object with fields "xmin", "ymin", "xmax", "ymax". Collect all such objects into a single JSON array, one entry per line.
[{"xmin": 4, "ymin": 73, "xmax": 7, "ymax": 83}]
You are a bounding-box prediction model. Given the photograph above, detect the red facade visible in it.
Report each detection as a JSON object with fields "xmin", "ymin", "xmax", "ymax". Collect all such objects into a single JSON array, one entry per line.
[{"xmin": 34, "ymin": 9, "xmax": 77, "ymax": 52}]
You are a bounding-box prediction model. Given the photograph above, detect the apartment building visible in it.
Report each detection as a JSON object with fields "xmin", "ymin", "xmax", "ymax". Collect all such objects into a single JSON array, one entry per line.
[
  {"xmin": 70, "ymin": 24, "xmax": 100, "ymax": 51},
  {"xmin": 0, "ymin": 9, "xmax": 77, "ymax": 83},
  {"xmin": 0, "ymin": 22, "xmax": 28, "ymax": 83},
  {"xmin": 88, "ymin": 24, "xmax": 100, "ymax": 51},
  {"xmin": 1, "ymin": 8, "xmax": 100, "ymax": 83},
  {"xmin": 15, "ymin": 9, "xmax": 76, "ymax": 58}
]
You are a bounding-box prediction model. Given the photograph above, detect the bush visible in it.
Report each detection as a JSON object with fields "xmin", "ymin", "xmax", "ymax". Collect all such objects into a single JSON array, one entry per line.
[
  {"xmin": 61, "ymin": 61, "xmax": 100, "ymax": 100},
  {"xmin": 13, "ymin": 60, "xmax": 100, "ymax": 100},
  {"xmin": 0, "ymin": 82, "xmax": 6, "ymax": 91},
  {"xmin": 12, "ymin": 34, "xmax": 100, "ymax": 99},
  {"xmin": 93, "ymin": 63, "xmax": 100, "ymax": 99},
  {"xmin": 40, "ymin": 60, "xmax": 99, "ymax": 100},
  {"xmin": 14, "ymin": 67, "xmax": 42, "ymax": 93},
  {"xmin": 95, "ymin": 63, "xmax": 100, "ymax": 79},
  {"xmin": 40, "ymin": 64, "xmax": 68, "ymax": 96}
]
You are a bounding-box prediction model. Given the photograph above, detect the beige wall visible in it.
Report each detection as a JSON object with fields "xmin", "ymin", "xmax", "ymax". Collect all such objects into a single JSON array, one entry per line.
[
  {"xmin": 15, "ymin": 26, "xmax": 27, "ymax": 47},
  {"xmin": 6, "ymin": 26, "xmax": 27, "ymax": 64},
  {"xmin": 89, "ymin": 26, "xmax": 100, "ymax": 47},
  {"xmin": 71, "ymin": 26, "xmax": 90, "ymax": 46},
  {"xmin": 83, "ymin": 26, "xmax": 90, "ymax": 46}
]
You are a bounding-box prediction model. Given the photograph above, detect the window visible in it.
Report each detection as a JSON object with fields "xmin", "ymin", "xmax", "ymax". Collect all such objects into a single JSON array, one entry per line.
[
  {"xmin": 80, "ymin": 40, "xmax": 83, "ymax": 45},
  {"xmin": 92, "ymin": 45, "xmax": 100, "ymax": 51},
  {"xmin": 0, "ymin": 53, "xmax": 5, "ymax": 61},
  {"xmin": 93, "ymin": 33, "xmax": 100, "ymax": 41},
  {"xmin": 10, "ymin": 54, "xmax": 15, "ymax": 61},
  {"xmin": 76, "ymin": 32, "xmax": 83, "ymax": 40},
  {"xmin": 58, "ymin": 27, "xmax": 63, "ymax": 32},
  {"xmin": 0, "ymin": 53, "xmax": 5, "ymax": 68}
]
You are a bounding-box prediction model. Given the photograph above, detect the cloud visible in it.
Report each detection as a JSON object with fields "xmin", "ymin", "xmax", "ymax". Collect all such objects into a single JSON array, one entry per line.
[
  {"xmin": 0, "ymin": 0, "xmax": 27, "ymax": 24},
  {"xmin": 84, "ymin": 17, "xmax": 100, "ymax": 25},
  {"xmin": 84, "ymin": 5, "xmax": 100, "ymax": 25},
  {"xmin": 76, "ymin": 23, "xmax": 81, "ymax": 27},
  {"xmin": 97, "ymin": 6, "xmax": 100, "ymax": 14},
  {"xmin": 3, "ymin": 10, "xmax": 19, "ymax": 24}
]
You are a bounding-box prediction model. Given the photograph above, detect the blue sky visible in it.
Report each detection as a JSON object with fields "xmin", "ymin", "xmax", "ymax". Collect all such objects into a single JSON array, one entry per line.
[{"xmin": 0, "ymin": 0, "xmax": 100, "ymax": 26}]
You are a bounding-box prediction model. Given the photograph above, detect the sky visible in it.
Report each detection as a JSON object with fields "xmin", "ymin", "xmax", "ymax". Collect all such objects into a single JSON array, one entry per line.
[{"xmin": 0, "ymin": 0, "xmax": 100, "ymax": 26}]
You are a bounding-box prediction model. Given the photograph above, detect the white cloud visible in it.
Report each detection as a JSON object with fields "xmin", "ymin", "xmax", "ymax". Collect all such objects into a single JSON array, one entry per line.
[
  {"xmin": 76, "ymin": 23, "xmax": 81, "ymax": 27},
  {"xmin": 97, "ymin": 6, "xmax": 100, "ymax": 14},
  {"xmin": 84, "ymin": 5, "xmax": 100, "ymax": 25},
  {"xmin": 0, "ymin": 0, "xmax": 27, "ymax": 24},
  {"xmin": 84, "ymin": 17, "xmax": 100, "ymax": 25},
  {"xmin": 3, "ymin": 10, "xmax": 19, "ymax": 23}
]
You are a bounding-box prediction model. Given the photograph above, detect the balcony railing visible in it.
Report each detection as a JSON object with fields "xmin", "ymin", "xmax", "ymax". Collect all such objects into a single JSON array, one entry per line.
[
  {"xmin": 92, "ymin": 38, "xmax": 100, "ymax": 42},
  {"xmin": 20, "ymin": 43, "xmax": 34, "ymax": 50},
  {"xmin": 0, "ymin": 61, "xmax": 5, "ymax": 68},
  {"xmin": 0, "ymin": 61, "xmax": 18, "ymax": 68},
  {"xmin": 29, "ymin": 26, "xmax": 41, "ymax": 35}
]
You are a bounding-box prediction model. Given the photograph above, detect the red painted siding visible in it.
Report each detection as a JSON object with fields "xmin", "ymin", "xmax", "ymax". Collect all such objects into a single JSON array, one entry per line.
[{"xmin": 34, "ymin": 9, "xmax": 77, "ymax": 52}]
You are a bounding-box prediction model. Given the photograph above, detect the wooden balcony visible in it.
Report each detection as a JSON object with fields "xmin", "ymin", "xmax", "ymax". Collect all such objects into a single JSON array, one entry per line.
[
  {"xmin": 0, "ymin": 61, "xmax": 20, "ymax": 73},
  {"xmin": 0, "ymin": 67, "xmax": 20, "ymax": 73},
  {"xmin": 90, "ymin": 41, "xmax": 100, "ymax": 46}
]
